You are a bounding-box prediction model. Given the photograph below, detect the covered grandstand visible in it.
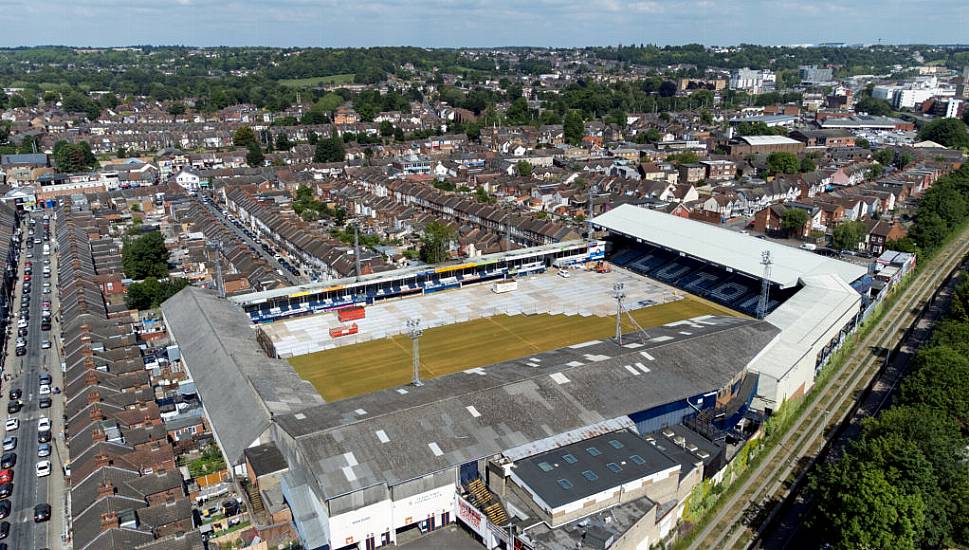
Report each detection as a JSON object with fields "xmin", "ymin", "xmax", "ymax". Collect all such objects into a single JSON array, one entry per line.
[
  {"xmin": 231, "ymin": 240, "xmax": 605, "ymax": 324},
  {"xmin": 592, "ymin": 204, "xmax": 869, "ymax": 409}
]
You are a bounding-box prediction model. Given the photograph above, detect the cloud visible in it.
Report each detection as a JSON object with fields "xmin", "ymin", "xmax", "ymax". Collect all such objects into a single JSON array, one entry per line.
[{"xmin": 0, "ymin": 0, "xmax": 965, "ymax": 47}]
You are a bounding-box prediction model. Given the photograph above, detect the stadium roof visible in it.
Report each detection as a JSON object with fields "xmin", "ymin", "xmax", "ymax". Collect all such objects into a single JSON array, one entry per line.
[
  {"xmin": 273, "ymin": 316, "xmax": 779, "ymax": 500},
  {"xmin": 161, "ymin": 287, "xmax": 323, "ymax": 464},
  {"xmin": 591, "ymin": 204, "xmax": 867, "ymax": 289},
  {"xmin": 737, "ymin": 135, "xmax": 803, "ymax": 146}
]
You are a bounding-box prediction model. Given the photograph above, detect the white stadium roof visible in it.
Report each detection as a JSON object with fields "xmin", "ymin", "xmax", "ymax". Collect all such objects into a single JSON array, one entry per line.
[
  {"xmin": 592, "ymin": 204, "xmax": 868, "ymax": 289},
  {"xmin": 737, "ymin": 135, "xmax": 803, "ymax": 146}
]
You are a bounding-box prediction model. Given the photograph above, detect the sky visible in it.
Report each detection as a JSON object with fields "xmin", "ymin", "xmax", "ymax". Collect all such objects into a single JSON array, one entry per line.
[{"xmin": 0, "ymin": 0, "xmax": 966, "ymax": 48}]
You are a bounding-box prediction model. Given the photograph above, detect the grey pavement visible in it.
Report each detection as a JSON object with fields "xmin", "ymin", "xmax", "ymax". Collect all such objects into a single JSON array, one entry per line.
[{"xmin": 398, "ymin": 525, "xmax": 484, "ymax": 550}]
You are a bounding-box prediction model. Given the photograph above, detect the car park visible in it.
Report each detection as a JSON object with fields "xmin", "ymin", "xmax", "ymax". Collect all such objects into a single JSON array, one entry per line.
[{"xmin": 35, "ymin": 460, "xmax": 50, "ymax": 477}]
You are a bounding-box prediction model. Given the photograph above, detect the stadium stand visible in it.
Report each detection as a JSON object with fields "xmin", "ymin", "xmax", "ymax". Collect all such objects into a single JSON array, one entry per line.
[{"xmin": 610, "ymin": 240, "xmax": 795, "ymax": 316}]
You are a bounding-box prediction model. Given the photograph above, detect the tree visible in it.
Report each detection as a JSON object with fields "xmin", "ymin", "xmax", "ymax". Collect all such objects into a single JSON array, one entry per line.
[
  {"xmin": 166, "ymin": 102, "xmax": 186, "ymax": 116},
  {"xmin": 799, "ymin": 156, "xmax": 816, "ymax": 173},
  {"xmin": 313, "ymin": 137, "xmax": 345, "ymax": 163},
  {"xmin": 115, "ymin": 147, "xmax": 128, "ymax": 159},
  {"xmin": 246, "ymin": 144, "xmax": 265, "ymax": 167},
  {"xmin": 126, "ymin": 277, "xmax": 190, "ymax": 310},
  {"xmin": 419, "ymin": 221, "xmax": 456, "ymax": 264},
  {"xmin": 894, "ymin": 151, "xmax": 914, "ymax": 170},
  {"xmin": 516, "ymin": 160, "xmax": 533, "ymax": 177},
  {"xmin": 122, "ymin": 231, "xmax": 170, "ymax": 279},
  {"xmin": 564, "ymin": 110, "xmax": 585, "ymax": 145},
  {"xmin": 313, "ymin": 92, "xmax": 344, "ymax": 114},
  {"xmin": 766, "ymin": 152, "xmax": 800, "ymax": 175},
  {"xmin": 393, "ymin": 126, "xmax": 405, "ymax": 142},
  {"xmin": 918, "ymin": 118, "xmax": 969, "ymax": 149},
  {"xmin": 855, "ymin": 97, "xmax": 894, "ymax": 116},
  {"xmin": 855, "ymin": 137, "xmax": 870, "ymax": 149},
  {"xmin": 831, "ymin": 220, "xmax": 867, "ymax": 251},
  {"xmin": 781, "ymin": 208, "xmax": 809, "ymax": 236},
  {"xmin": 379, "ymin": 120, "xmax": 394, "ymax": 137},
  {"xmin": 275, "ymin": 133, "xmax": 292, "ymax": 150},
  {"xmin": 874, "ymin": 148, "xmax": 895, "ymax": 165},
  {"xmin": 233, "ymin": 126, "xmax": 258, "ymax": 148},
  {"xmin": 52, "ymin": 140, "xmax": 98, "ymax": 173},
  {"xmin": 811, "ymin": 460, "xmax": 926, "ymax": 550}
]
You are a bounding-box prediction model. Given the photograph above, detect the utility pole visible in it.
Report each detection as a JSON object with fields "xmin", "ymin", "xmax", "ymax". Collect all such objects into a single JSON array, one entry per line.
[
  {"xmin": 613, "ymin": 282, "xmax": 625, "ymax": 346},
  {"xmin": 407, "ymin": 318, "xmax": 424, "ymax": 386},
  {"xmin": 209, "ymin": 239, "xmax": 225, "ymax": 298}
]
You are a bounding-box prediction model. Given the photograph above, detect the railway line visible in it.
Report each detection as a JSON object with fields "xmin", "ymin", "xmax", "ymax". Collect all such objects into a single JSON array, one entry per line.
[{"xmin": 683, "ymin": 227, "xmax": 969, "ymax": 550}]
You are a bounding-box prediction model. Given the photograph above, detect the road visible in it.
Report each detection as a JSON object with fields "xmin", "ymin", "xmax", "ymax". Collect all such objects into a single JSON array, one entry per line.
[
  {"xmin": 683, "ymin": 225, "xmax": 969, "ymax": 550},
  {"xmin": 1, "ymin": 210, "xmax": 66, "ymax": 550},
  {"xmin": 756, "ymin": 255, "xmax": 968, "ymax": 549},
  {"xmin": 196, "ymin": 194, "xmax": 304, "ymax": 286}
]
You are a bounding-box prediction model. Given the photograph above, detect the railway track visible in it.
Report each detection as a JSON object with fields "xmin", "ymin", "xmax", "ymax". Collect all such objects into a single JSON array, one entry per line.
[{"xmin": 683, "ymin": 228, "xmax": 969, "ymax": 550}]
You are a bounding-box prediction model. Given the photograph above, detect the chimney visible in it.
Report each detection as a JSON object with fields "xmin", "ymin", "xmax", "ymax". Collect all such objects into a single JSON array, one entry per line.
[
  {"xmin": 95, "ymin": 453, "xmax": 111, "ymax": 468},
  {"xmin": 84, "ymin": 370, "xmax": 98, "ymax": 386},
  {"xmin": 89, "ymin": 405, "xmax": 104, "ymax": 422},
  {"xmin": 97, "ymin": 480, "xmax": 115, "ymax": 498},
  {"xmin": 99, "ymin": 511, "xmax": 119, "ymax": 531},
  {"xmin": 87, "ymin": 390, "xmax": 102, "ymax": 404}
]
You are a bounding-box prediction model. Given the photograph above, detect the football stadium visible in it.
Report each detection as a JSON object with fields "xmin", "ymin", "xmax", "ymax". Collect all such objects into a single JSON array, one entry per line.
[{"xmin": 162, "ymin": 204, "xmax": 870, "ymax": 550}]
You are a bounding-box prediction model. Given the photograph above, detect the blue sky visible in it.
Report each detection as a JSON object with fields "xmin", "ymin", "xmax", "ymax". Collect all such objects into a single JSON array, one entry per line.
[{"xmin": 0, "ymin": 0, "xmax": 966, "ymax": 47}]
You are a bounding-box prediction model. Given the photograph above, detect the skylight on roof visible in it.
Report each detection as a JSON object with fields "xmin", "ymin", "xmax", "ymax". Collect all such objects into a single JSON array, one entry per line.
[
  {"xmin": 557, "ymin": 479, "xmax": 574, "ymax": 490},
  {"xmin": 630, "ymin": 454, "xmax": 646, "ymax": 465},
  {"xmin": 606, "ymin": 463, "xmax": 622, "ymax": 473},
  {"xmin": 581, "ymin": 470, "xmax": 598, "ymax": 481},
  {"xmin": 562, "ymin": 454, "xmax": 578, "ymax": 464},
  {"xmin": 608, "ymin": 439, "xmax": 624, "ymax": 449},
  {"xmin": 538, "ymin": 462, "xmax": 553, "ymax": 472},
  {"xmin": 586, "ymin": 447, "xmax": 602, "ymax": 457}
]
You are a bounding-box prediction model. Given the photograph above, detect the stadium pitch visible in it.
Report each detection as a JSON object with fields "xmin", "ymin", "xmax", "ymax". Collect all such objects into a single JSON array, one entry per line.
[{"xmin": 289, "ymin": 296, "xmax": 739, "ymax": 401}]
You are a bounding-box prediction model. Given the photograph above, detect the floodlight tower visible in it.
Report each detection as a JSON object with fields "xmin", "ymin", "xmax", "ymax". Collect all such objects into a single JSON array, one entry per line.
[
  {"xmin": 757, "ymin": 250, "xmax": 773, "ymax": 319},
  {"xmin": 613, "ymin": 282, "xmax": 626, "ymax": 346},
  {"xmin": 407, "ymin": 318, "xmax": 424, "ymax": 386}
]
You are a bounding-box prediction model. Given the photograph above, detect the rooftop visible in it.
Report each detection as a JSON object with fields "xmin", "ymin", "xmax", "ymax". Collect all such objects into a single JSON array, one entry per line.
[
  {"xmin": 513, "ymin": 430, "xmax": 678, "ymax": 509},
  {"xmin": 273, "ymin": 315, "xmax": 778, "ymax": 500},
  {"xmin": 737, "ymin": 135, "xmax": 803, "ymax": 146},
  {"xmin": 161, "ymin": 287, "xmax": 323, "ymax": 464}
]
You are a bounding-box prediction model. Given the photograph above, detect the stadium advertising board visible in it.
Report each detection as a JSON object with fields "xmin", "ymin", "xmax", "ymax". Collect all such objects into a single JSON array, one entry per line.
[
  {"xmin": 588, "ymin": 240, "xmax": 606, "ymax": 260},
  {"xmin": 457, "ymin": 495, "xmax": 487, "ymax": 537}
]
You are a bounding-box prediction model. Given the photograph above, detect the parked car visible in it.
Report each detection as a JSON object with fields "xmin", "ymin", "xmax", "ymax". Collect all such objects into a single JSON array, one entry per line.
[
  {"xmin": 35, "ymin": 460, "xmax": 50, "ymax": 478},
  {"xmin": 5, "ymin": 401, "xmax": 20, "ymax": 415},
  {"xmin": 0, "ymin": 485, "xmax": 11, "ymax": 499},
  {"xmin": 1, "ymin": 438, "xmax": 14, "ymax": 453},
  {"xmin": 0, "ymin": 454, "xmax": 14, "ymax": 469},
  {"xmin": 0, "ymin": 500, "xmax": 9, "ymax": 520},
  {"xmin": 37, "ymin": 431, "xmax": 50, "ymax": 444},
  {"xmin": 2, "ymin": 420, "xmax": 16, "ymax": 433},
  {"xmin": 36, "ymin": 444, "xmax": 50, "ymax": 458},
  {"xmin": 38, "ymin": 398, "xmax": 51, "ymax": 409},
  {"xmin": 37, "ymin": 417, "xmax": 50, "ymax": 432}
]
